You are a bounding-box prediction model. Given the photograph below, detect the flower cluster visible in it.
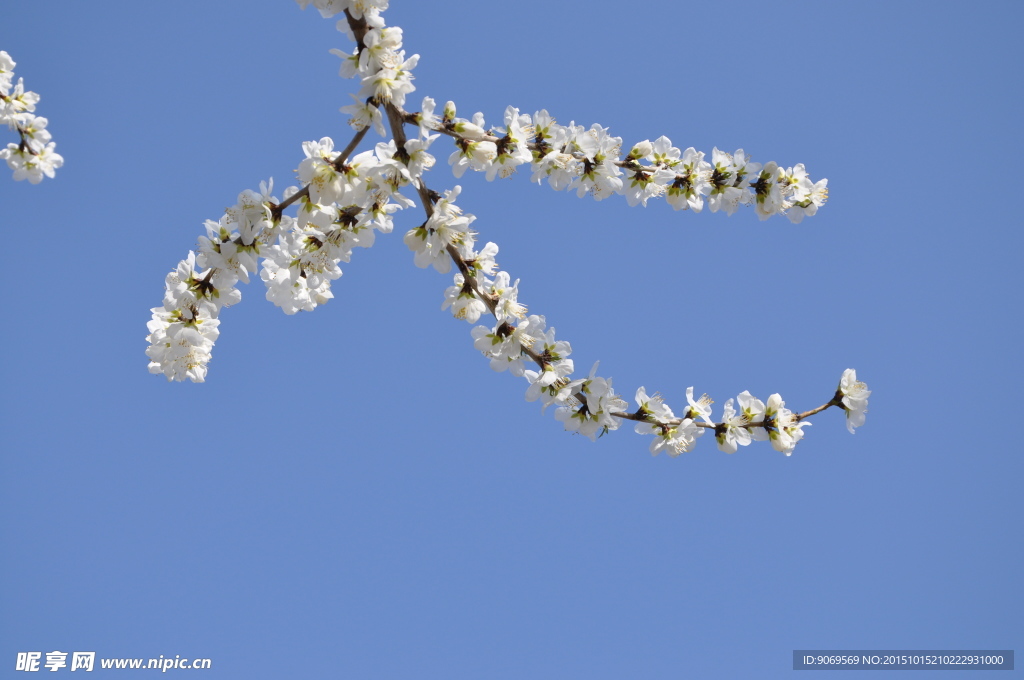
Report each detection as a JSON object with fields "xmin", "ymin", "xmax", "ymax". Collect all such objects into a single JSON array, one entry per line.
[
  {"xmin": 262, "ymin": 138, "xmax": 417, "ymax": 314},
  {"xmin": 146, "ymin": 184, "xmax": 276, "ymax": 382},
  {"xmin": 146, "ymin": 127, "xmax": 424, "ymax": 380},
  {"xmin": 0, "ymin": 50, "xmax": 62, "ymax": 184},
  {"xmin": 146, "ymin": 0, "xmax": 870, "ymax": 457},
  {"xmin": 300, "ymin": 0, "xmax": 418, "ymax": 131},
  {"xmin": 631, "ymin": 387, "xmax": 705, "ymax": 456},
  {"xmin": 416, "ymin": 103, "xmax": 827, "ymax": 223}
]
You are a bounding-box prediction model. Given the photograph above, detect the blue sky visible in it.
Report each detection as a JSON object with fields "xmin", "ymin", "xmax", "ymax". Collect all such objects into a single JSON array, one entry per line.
[{"xmin": 1, "ymin": 1, "xmax": 1021, "ymax": 678}]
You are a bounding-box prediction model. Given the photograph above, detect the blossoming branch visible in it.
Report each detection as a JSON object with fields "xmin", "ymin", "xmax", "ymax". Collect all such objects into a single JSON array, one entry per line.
[
  {"xmin": 145, "ymin": 0, "xmax": 869, "ymax": 458},
  {"xmin": 0, "ymin": 51, "xmax": 62, "ymax": 184}
]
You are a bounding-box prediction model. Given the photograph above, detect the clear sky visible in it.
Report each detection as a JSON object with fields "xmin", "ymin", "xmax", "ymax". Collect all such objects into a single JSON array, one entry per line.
[{"xmin": 2, "ymin": 1, "xmax": 1021, "ymax": 678}]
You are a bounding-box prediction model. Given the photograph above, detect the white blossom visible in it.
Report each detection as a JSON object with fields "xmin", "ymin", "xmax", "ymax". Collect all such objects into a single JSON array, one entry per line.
[
  {"xmin": 569, "ymin": 123, "xmax": 623, "ymax": 200},
  {"xmin": 715, "ymin": 398, "xmax": 752, "ymax": 454},
  {"xmin": 663, "ymin": 147, "xmax": 709, "ymax": 212},
  {"xmin": 634, "ymin": 387, "xmax": 674, "ymax": 424},
  {"xmin": 555, "ymin": 363, "xmax": 627, "ymax": 440},
  {"xmin": 708, "ymin": 148, "xmax": 758, "ymax": 215},
  {"xmin": 298, "ymin": 137, "xmax": 345, "ymax": 204},
  {"xmin": 339, "ymin": 94, "xmax": 385, "ymax": 135},
  {"xmin": 1, "ymin": 141, "xmax": 62, "ymax": 183},
  {"xmin": 838, "ymin": 369, "xmax": 870, "ymax": 433},
  {"xmin": 404, "ymin": 186, "xmax": 475, "ymax": 273},
  {"xmin": 649, "ymin": 419, "xmax": 702, "ymax": 457},
  {"xmin": 441, "ymin": 273, "xmax": 487, "ymax": 323},
  {"xmin": 682, "ymin": 387, "xmax": 714, "ymax": 424},
  {"xmin": 762, "ymin": 393, "xmax": 810, "ymax": 455}
]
